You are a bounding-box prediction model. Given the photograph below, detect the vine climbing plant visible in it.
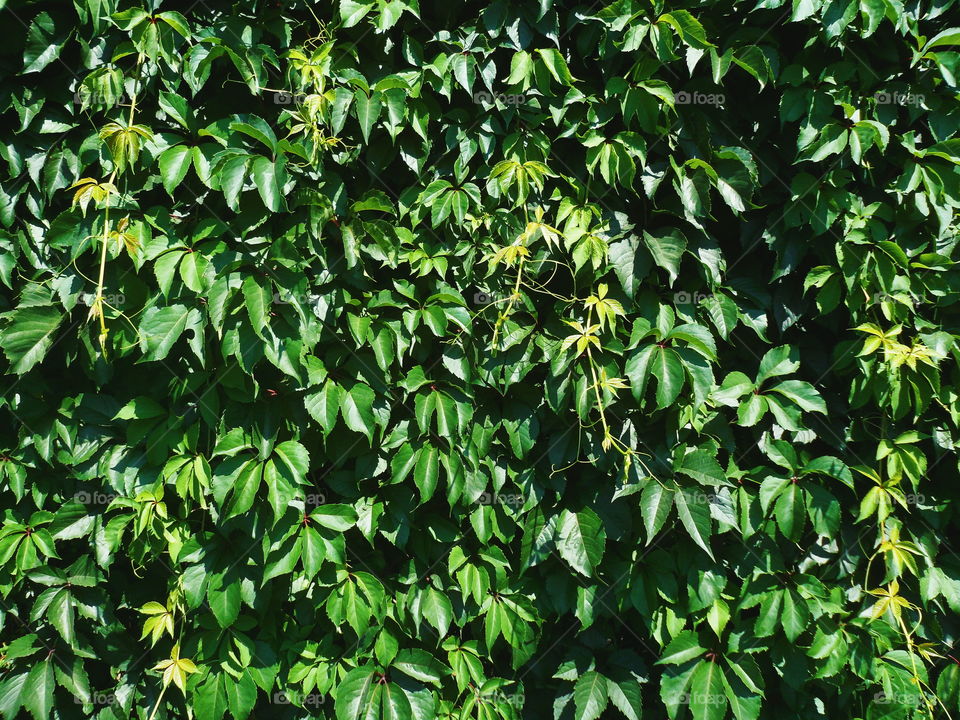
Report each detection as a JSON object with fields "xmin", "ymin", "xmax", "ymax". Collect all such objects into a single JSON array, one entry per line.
[{"xmin": 2, "ymin": 1, "xmax": 960, "ymax": 720}]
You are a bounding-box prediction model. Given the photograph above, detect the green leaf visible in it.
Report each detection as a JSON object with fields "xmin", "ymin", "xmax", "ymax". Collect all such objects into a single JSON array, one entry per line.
[
  {"xmin": 674, "ymin": 486, "xmax": 714, "ymax": 559},
  {"xmin": 208, "ymin": 580, "xmax": 241, "ymax": 628},
  {"xmin": 769, "ymin": 380, "xmax": 827, "ymax": 413},
  {"xmin": 21, "ymin": 660, "xmax": 54, "ymax": 720},
  {"xmin": 335, "ymin": 668, "xmax": 378, "ymax": 720},
  {"xmin": 642, "ymin": 229, "xmax": 687, "ymax": 285},
  {"xmin": 264, "ymin": 458, "xmax": 299, "ymax": 523},
  {"xmin": 0, "ymin": 673, "xmax": 28, "ymax": 719},
  {"xmin": 756, "ymin": 345, "xmax": 799, "ymax": 382},
  {"xmin": 625, "ymin": 344, "xmax": 657, "ymax": 403},
  {"xmin": 774, "ymin": 483, "xmax": 805, "ymax": 541},
  {"xmin": 157, "ymin": 11, "xmax": 191, "ymax": 39},
  {"xmin": 392, "ymin": 649, "xmax": 446, "ymax": 686},
  {"xmin": 923, "ymin": 27, "xmax": 960, "ymax": 51},
  {"xmin": 641, "ymin": 482, "xmax": 674, "ymax": 543},
  {"xmin": 306, "ymin": 380, "xmax": 341, "ymax": 435},
  {"xmin": 689, "ymin": 659, "xmax": 726, "ymax": 720},
  {"xmin": 556, "ymin": 508, "xmax": 606, "ymax": 576},
  {"xmin": 0, "ymin": 305, "xmax": 63, "ymax": 374},
  {"xmin": 250, "ymin": 156, "xmax": 284, "ymax": 212},
  {"xmin": 657, "ymin": 10, "xmax": 714, "ymax": 49},
  {"xmin": 354, "ymin": 91, "xmax": 382, "ymax": 144},
  {"xmin": 242, "ymin": 275, "xmax": 271, "ymax": 335},
  {"xmin": 379, "ymin": 683, "xmax": 413, "ymax": 720},
  {"xmin": 310, "ymin": 504, "xmax": 358, "ymax": 531},
  {"xmin": 573, "ymin": 671, "xmax": 609, "ymax": 720},
  {"xmin": 737, "ymin": 394, "xmax": 767, "ymax": 426},
  {"xmin": 608, "ymin": 231, "xmax": 652, "ymax": 300},
  {"xmin": 23, "ymin": 13, "xmax": 64, "ymax": 73},
  {"xmin": 272, "ymin": 441, "xmax": 310, "ymax": 483},
  {"xmin": 220, "ymin": 459, "xmax": 263, "ymax": 520},
  {"xmin": 654, "ymin": 348, "xmax": 685, "ymax": 408},
  {"xmin": 657, "ymin": 631, "xmax": 706, "ymax": 665},
  {"xmin": 420, "ymin": 588, "xmax": 453, "ymax": 637},
  {"xmin": 413, "ymin": 444, "xmax": 440, "ymax": 502},
  {"xmin": 678, "ymin": 450, "xmax": 726, "ymax": 486},
  {"xmin": 158, "ymin": 91, "xmax": 194, "ymax": 129},
  {"xmin": 218, "ymin": 155, "xmax": 248, "ymax": 209},
  {"xmin": 340, "ymin": 383, "xmax": 375, "ymax": 441},
  {"xmin": 607, "ymin": 677, "xmax": 643, "ymax": 720},
  {"xmin": 340, "ymin": 0, "xmax": 375, "ymax": 28},
  {"xmin": 537, "ymin": 48, "xmax": 576, "ymax": 85},
  {"xmin": 507, "ymin": 51, "xmax": 533, "ymax": 85},
  {"xmin": 230, "ymin": 116, "xmax": 279, "ymax": 153},
  {"xmin": 47, "ymin": 588, "xmax": 75, "ymax": 644},
  {"xmin": 301, "ymin": 525, "xmax": 325, "ymax": 579},
  {"xmin": 139, "ymin": 305, "xmax": 196, "ymax": 362},
  {"xmin": 702, "ymin": 293, "xmax": 738, "ymax": 340},
  {"xmin": 159, "ymin": 145, "xmax": 193, "ymax": 195},
  {"xmin": 179, "ymin": 252, "xmax": 210, "ymax": 293},
  {"xmin": 780, "ymin": 589, "xmax": 809, "ymax": 643},
  {"xmin": 225, "ymin": 672, "xmax": 257, "ymax": 720},
  {"xmin": 791, "ymin": 0, "xmax": 824, "ymax": 21}
]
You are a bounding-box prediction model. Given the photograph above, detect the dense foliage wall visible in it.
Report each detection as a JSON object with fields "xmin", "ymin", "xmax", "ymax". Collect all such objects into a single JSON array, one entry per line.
[{"xmin": 2, "ymin": 0, "xmax": 960, "ymax": 718}]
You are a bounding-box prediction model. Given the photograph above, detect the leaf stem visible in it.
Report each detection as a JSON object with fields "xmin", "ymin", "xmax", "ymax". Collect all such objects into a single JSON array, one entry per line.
[{"xmin": 146, "ymin": 684, "xmax": 167, "ymax": 720}]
